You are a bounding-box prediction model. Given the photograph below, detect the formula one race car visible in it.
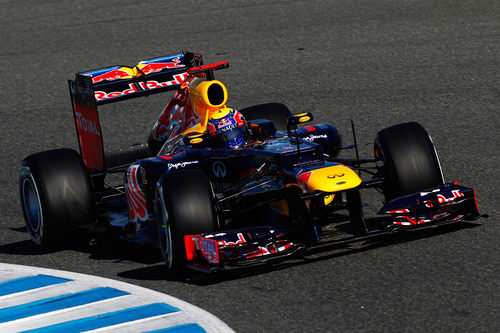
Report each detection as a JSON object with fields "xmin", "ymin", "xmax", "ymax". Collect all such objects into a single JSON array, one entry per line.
[{"xmin": 19, "ymin": 52, "xmax": 482, "ymax": 273}]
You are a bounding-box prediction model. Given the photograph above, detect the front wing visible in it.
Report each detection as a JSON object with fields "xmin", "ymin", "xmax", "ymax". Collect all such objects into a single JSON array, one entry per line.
[
  {"xmin": 184, "ymin": 227, "xmax": 301, "ymax": 273},
  {"xmin": 184, "ymin": 183, "xmax": 481, "ymax": 273}
]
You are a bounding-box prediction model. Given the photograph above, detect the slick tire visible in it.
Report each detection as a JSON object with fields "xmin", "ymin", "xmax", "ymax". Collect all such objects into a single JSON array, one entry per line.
[
  {"xmin": 374, "ymin": 122, "xmax": 444, "ymax": 200},
  {"xmin": 19, "ymin": 148, "xmax": 94, "ymax": 248},
  {"xmin": 239, "ymin": 103, "xmax": 292, "ymax": 131},
  {"xmin": 155, "ymin": 169, "xmax": 218, "ymax": 273}
]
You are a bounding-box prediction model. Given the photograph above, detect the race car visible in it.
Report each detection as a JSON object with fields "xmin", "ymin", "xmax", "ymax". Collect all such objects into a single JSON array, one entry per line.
[{"xmin": 19, "ymin": 51, "xmax": 482, "ymax": 274}]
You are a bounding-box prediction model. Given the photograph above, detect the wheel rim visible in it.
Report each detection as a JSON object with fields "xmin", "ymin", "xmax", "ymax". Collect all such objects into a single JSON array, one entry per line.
[
  {"xmin": 156, "ymin": 186, "xmax": 173, "ymax": 268},
  {"xmin": 164, "ymin": 223, "xmax": 173, "ymax": 268},
  {"xmin": 20, "ymin": 168, "xmax": 43, "ymax": 243}
]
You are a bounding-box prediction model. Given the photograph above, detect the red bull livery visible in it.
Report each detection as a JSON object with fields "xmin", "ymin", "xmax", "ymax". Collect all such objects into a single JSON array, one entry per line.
[{"xmin": 19, "ymin": 52, "xmax": 485, "ymax": 275}]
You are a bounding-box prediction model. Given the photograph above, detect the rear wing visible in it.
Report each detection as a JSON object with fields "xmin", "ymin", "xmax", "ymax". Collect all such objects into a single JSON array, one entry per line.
[{"xmin": 68, "ymin": 51, "xmax": 202, "ymax": 172}]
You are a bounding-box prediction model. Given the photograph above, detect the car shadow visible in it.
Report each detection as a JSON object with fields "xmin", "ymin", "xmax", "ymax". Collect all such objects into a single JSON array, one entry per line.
[
  {"xmin": 2, "ymin": 220, "xmax": 481, "ymax": 284},
  {"xmin": 179, "ymin": 221, "xmax": 481, "ymax": 286},
  {"xmin": 1, "ymin": 227, "xmax": 164, "ymax": 264}
]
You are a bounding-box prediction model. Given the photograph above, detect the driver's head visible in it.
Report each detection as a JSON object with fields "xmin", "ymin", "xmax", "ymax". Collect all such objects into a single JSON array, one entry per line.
[{"xmin": 207, "ymin": 108, "xmax": 247, "ymax": 148}]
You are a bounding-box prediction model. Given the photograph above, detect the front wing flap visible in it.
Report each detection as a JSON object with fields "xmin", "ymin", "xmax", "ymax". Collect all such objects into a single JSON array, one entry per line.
[
  {"xmin": 184, "ymin": 227, "xmax": 299, "ymax": 272},
  {"xmin": 379, "ymin": 183, "xmax": 480, "ymax": 227}
]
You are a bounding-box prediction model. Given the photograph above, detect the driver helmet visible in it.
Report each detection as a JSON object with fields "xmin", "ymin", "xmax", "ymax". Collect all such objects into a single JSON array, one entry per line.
[{"xmin": 207, "ymin": 108, "xmax": 247, "ymax": 148}]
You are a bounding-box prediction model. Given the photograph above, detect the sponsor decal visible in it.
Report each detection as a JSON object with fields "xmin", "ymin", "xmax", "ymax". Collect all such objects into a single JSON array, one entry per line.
[
  {"xmin": 125, "ymin": 165, "xmax": 148, "ymax": 223},
  {"xmin": 200, "ymin": 238, "xmax": 218, "ymax": 264},
  {"xmin": 198, "ymin": 230, "xmax": 295, "ymax": 263},
  {"xmin": 190, "ymin": 137, "xmax": 203, "ymax": 144},
  {"xmin": 151, "ymin": 90, "xmax": 200, "ymax": 143},
  {"xmin": 327, "ymin": 173, "xmax": 344, "ymax": 179},
  {"xmin": 212, "ymin": 182, "xmax": 233, "ymax": 191},
  {"xmin": 74, "ymin": 82, "xmax": 95, "ymax": 108},
  {"xmin": 90, "ymin": 58, "xmax": 185, "ymax": 84},
  {"xmin": 423, "ymin": 189, "xmax": 465, "ymax": 208},
  {"xmin": 167, "ymin": 161, "xmax": 199, "ymax": 170},
  {"xmin": 215, "ymin": 233, "xmax": 293, "ymax": 259},
  {"xmin": 299, "ymin": 115, "xmax": 311, "ymax": 123},
  {"xmin": 212, "ymin": 161, "xmax": 227, "ymax": 178},
  {"xmin": 75, "ymin": 111, "xmax": 101, "ymax": 137},
  {"xmin": 234, "ymin": 110, "xmax": 245, "ymax": 126},
  {"xmin": 303, "ymin": 134, "xmax": 328, "ymax": 141},
  {"xmin": 137, "ymin": 58, "xmax": 185, "ymax": 74},
  {"xmin": 218, "ymin": 117, "xmax": 232, "ymax": 127},
  {"xmin": 245, "ymin": 240, "xmax": 293, "ymax": 258},
  {"xmin": 217, "ymin": 233, "xmax": 246, "ymax": 246},
  {"xmin": 94, "ymin": 74, "xmax": 188, "ymax": 101},
  {"xmin": 152, "ymin": 104, "xmax": 185, "ymax": 141},
  {"xmin": 186, "ymin": 236, "xmax": 219, "ymax": 265},
  {"xmin": 218, "ymin": 123, "xmax": 237, "ymax": 133},
  {"xmin": 324, "ymin": 194, "xmax": 335, "ymax": 206},
  {"xmin": 92, "ymin": 69, "xmax": 133, "ymax": 84}
]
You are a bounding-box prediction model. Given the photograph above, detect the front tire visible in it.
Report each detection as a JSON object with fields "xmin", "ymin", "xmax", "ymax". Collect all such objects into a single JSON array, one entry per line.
[
  {"xmin": 155, "ymin": 169, "xmax": 218, "ymax": 272},
  {"xmin": 374, "ymin": 122, "xmax": 444, "ymax": 200},
  {"xmin": 19, "ymin": 149, "xmax": 94, "ymax": 247},
  {"xmin": 346, "ymin": 189, "xmax": 367, "ymax": 234}
]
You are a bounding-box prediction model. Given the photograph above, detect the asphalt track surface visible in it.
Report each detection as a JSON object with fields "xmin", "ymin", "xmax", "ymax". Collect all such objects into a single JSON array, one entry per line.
[{"xmin": 1, "ymin": 1, "xmax": 499, "ymax": 332}]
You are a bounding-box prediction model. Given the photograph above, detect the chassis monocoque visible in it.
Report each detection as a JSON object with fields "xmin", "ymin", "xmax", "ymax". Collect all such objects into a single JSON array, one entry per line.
[{"xmin": 19, "ymin": 52, "xmax": 482, "ymax": 274}]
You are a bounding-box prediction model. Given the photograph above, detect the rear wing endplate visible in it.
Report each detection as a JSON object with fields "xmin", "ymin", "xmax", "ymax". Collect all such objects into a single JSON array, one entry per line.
[{"xmin": 68, "ymin": 51, "xmax": 202, "ymax": 172}]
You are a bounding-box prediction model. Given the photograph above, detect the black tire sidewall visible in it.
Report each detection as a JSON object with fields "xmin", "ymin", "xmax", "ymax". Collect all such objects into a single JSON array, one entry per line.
[
  {"xmin": 156, "ymin": 169, "xmax": 218, "ymax": 271},
  {"xmin": 375, "ymin": 122, "xmax": 444, "ymax": 200},
  {"xmin": 20, "ymin": 149, "xmax": 93, "ymax": 247}
]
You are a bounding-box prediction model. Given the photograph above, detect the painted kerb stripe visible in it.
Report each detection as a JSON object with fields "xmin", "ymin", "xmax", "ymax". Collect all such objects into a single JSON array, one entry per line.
[
  {"xmin": 0, "ymin": 274, "xmax": 70, "ymax": 296},
  {"xmin": 0, "ymin": 264, "xmax": 235, "ymax": 333},
  {"xmin": 147, "ymin": 323, "xmax": 206, "ymax": 333},
  {"xmin": 0, "ymin": 287, "xmax": 128, "ymax": 322},
  {"xmin": 22, "ymin": 303, "xmax": 180, "ymax": 333}
]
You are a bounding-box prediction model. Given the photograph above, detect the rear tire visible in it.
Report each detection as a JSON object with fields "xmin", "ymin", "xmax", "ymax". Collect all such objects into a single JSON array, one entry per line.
[
  {"xmin": 239, "ymin": 103, "xmax": 292, "ymax": 131},
  {"xmin": 19, "ymin": 149, "xmax": 94, "ymax": 248},
  {"xmin": 155, "ymin": 169, "xmax": 218, "ymax": 272},
  {"xmin": 374, "ymin": 122, "xmax": 444, "ymax": 200}
]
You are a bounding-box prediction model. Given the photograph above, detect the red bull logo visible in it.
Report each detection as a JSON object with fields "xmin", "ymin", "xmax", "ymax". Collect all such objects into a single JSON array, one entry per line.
[
  {"xmin": 91, "ymin": 69, "xmax": 134, "ymax": 83},
  {"xmin": 93, "ymin": 73, "xmax": 188, "ymax": 101},
  {"xmin": 218, "ymin": 117, "xmax": 233, "ymax": 128},
  {"xmin": 137, "ymin": 58, "xmax": 185, "ymax": 74},
  {"xmin": 90, "ymin": 58, "xmax": 185, "ymax": 84}
]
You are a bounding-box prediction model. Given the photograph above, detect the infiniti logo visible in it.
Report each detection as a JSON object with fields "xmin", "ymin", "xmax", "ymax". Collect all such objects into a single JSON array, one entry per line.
[
  {"xmin": 212, "ymin": 161, "xmax": 227, "ymax": 178},
  {"xmin": 327, "ymin": 173, "xmax": 344, "ymax": 179}
]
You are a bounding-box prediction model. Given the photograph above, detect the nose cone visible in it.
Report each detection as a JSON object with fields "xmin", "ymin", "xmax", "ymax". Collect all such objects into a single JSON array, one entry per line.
[{"xmin": 298, "ymin": 165, "xmax": 362, "ymax": 193}]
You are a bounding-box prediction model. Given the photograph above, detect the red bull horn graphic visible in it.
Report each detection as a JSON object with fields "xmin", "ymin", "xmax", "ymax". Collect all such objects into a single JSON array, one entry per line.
[
  {"xmin": 137, "ymin": 58, "xmax": 185, "ymax": 74},
  {"xmin": 90, "ymin": 58, "xmax": 185, "ymax": 84},
  {"xmin": 91, "ymin": 68, "xmax": 134, "ymax": 84},
  {"xmin": 125, "ymin": 165, "xmax": 148, "ymax": 223},
  {"xmin": 219, "ymin": 117, "xmax": 232, "ymax": 128}
]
